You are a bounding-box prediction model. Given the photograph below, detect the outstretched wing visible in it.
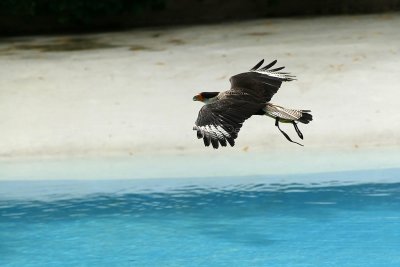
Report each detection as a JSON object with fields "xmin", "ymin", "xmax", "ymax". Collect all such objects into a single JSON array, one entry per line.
[
  {"xmin": 193, "ymin": 99, "xmax": 263, "ymax": 149},
  {"xmin": 229, "ymin": 59, "xmax": 296, "ymax": 102}
]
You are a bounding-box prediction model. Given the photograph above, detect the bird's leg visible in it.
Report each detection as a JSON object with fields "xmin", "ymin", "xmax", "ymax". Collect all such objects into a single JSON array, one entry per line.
[
  {"xmin": 275, "ymin": 118, "xmax": 303, "ymax": 146},
  {"xmin": 292, "ymin": 121, "xmax": 303, "ymax": 140}
]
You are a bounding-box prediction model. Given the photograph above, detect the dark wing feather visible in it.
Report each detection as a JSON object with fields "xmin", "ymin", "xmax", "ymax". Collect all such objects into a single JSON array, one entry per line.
[
  {"xmin": 259, "ymin": 59, "xmax": 277, "ymax": 71},
  {"xmin": 193, "ymin": 100, "xmax": 263, "ymax": 149},
  {"xmin": 250, "ymin": 59, "xmax": 264, "ymax": 71},
  {"xmin": 229, "ymin": 59, "xmax": 296, "ymax": 102}
]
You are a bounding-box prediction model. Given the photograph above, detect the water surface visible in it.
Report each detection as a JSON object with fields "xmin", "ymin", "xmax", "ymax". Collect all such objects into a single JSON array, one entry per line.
[{"xmin": 1, "ymin": 171, "xmax": 400, "ymax": 267}]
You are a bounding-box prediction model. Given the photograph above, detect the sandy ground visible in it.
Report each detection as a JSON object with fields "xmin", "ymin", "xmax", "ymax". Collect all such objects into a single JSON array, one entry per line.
[{"xmin": 1, "ymin": 13, "xmax": 400, "ymax": 180}]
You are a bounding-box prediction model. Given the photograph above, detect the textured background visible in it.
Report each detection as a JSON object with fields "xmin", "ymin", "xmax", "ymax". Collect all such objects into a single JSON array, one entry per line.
[{"xmin": 1, "ymin": 0, "xmax": 400, "ymax": 35}]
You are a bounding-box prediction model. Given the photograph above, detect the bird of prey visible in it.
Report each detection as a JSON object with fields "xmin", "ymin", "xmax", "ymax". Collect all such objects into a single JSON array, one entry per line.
[{"xmin": 192, "ymin": 59, "xmax": 312, "ymax": 149}]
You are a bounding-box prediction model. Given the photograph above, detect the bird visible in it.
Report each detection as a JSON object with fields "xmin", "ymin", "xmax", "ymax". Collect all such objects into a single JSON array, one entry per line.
[{"xmin": 192, "ymin": 59, "xmax": 312, "ymax": 149}]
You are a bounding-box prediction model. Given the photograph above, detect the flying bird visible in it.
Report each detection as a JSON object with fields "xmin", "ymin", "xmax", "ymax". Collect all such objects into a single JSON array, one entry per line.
[{"xmin": 192, "ymin": 59, "xmax": 312, "ymax": 149}]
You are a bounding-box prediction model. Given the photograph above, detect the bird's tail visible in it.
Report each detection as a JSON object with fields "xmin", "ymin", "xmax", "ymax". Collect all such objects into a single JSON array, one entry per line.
[
  {"xmin": 297, "ymin": 110, "xmax": 313, "ymax": 124},
  {"xmin": 264, "ymin": 103, "xmax": 313, "ymax": 124},
  {"xmin": 264, "ymin": 103, "xmax": 313, "ymax": 146}
]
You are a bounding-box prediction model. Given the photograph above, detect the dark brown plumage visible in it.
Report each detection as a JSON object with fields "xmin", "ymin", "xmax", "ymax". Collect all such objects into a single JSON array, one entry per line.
[{"xmin": 192, "ymin": 59, "xmax": 312, "ymax": 149}]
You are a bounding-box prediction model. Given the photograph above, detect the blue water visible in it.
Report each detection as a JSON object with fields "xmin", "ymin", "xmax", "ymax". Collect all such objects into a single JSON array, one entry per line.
[{"xmin": 1, "ymin": 173, "xmax": 400, "ymax": 267}]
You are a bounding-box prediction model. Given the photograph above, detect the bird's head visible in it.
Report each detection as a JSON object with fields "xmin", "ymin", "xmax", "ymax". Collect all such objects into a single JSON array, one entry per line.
[{"xmin": 193, "ymin": 92, "xmax": 220, "ymax": 103}]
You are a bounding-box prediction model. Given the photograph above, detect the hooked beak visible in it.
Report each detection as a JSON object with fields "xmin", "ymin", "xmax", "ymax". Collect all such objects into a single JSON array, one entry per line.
[{"xmin": 193, "ymin": 94, "xmax": 203, "ymax": 102}]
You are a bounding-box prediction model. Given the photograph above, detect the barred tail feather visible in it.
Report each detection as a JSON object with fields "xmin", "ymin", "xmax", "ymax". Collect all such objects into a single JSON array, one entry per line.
[{"xmin": 264, "ymin": 103, "xmax": 312, "ymax": 124}]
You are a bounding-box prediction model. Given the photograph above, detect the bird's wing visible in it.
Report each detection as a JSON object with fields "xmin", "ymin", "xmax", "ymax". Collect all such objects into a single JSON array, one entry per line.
[
  {"xmin": 229, "ymin": 59, "xmax": 296, "ymax": 102},
  {"xmin": 193, "ymin": 99, "xmax": 263, "ymax": 149}
]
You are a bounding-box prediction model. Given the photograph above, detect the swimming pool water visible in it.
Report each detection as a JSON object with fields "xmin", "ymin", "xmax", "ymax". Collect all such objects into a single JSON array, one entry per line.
[{"xmin": 1, "ymin": 174, "xmax": 400, "ymax": 267}]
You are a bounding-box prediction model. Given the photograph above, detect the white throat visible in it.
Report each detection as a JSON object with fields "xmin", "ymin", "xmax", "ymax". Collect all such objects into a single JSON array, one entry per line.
[{"xmin": 204, "ymin": 98, "xmax": 216, "ymax": 104}]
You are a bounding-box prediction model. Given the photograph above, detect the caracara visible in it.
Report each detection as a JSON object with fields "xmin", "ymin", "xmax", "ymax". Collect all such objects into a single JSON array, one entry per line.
[{"xmin": 192, "ymin": 59, "xmax": 312, "ymax": 149}]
